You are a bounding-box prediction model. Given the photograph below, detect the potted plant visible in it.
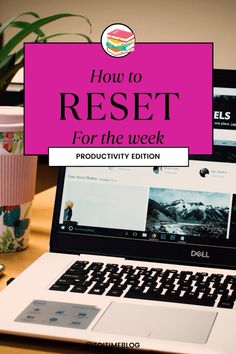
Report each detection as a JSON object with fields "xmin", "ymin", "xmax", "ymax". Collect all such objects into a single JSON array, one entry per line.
[
  {"xmin": 0, "ymin": 12, "xmax": 92, "ymax": 101},
  {"xmin": 0, "ymin": 12, "xmax": 91, "ymax": 252}
]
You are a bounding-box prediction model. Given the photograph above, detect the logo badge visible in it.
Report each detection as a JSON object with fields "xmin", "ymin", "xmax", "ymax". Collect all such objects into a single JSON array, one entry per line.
[
  {"xmin": 191, "ymin": 250, "xmax": 210, "ymax": 258},
  {"xmin": 101, "ymin": 23, "xmax": 135, "ymax": 57}
]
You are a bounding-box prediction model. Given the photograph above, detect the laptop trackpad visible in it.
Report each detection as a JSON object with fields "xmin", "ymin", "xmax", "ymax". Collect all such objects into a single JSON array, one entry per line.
[{"xmin": 93, "ymin": 302, "xmax": 217, "ymax": 344}]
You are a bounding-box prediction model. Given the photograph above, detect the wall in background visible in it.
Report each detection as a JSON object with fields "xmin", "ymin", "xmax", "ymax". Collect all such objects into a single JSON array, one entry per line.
[{"xmin": 0, "ymin": 0, "xmax": 235, "ymax": 69}]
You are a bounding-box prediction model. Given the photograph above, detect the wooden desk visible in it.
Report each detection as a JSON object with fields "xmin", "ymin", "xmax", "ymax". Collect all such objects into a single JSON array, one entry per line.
[{"xmin": 0, "ymin": 188, "xmax": 153, "ymax": 354}]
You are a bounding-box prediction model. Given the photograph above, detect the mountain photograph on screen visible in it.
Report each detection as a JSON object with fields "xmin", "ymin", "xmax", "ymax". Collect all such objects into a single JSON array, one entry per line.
[{"xmin": 146, "ymin": 188, "xmax": 230, "ymax": 239}]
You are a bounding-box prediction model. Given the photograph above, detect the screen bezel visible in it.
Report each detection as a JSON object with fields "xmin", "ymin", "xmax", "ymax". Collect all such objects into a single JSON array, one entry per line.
[{"xmin": 50, "ymin": 69, "xmax": 236, "ymax": 270}]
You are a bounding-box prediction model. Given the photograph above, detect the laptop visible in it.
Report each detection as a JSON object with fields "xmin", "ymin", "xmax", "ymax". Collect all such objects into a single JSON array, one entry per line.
[{"xmin": 0, "ymin": 69, "xmax": 236, "ymax": 354}]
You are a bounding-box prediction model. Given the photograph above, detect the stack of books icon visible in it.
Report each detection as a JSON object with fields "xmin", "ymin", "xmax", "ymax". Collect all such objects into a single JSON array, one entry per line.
[{"xmin": 106, "ymin": 29, "xmax": 135, "ymax": 56}]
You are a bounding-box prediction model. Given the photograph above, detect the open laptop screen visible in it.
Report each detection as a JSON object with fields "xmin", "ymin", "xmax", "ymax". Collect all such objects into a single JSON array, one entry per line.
[
  {"xmin": 51, "ymin": 70, "xmax": 236, "ymax": 266},
  {"xmin": 57, "ymin": 159, "xmax": 235, "ymax": 249}
]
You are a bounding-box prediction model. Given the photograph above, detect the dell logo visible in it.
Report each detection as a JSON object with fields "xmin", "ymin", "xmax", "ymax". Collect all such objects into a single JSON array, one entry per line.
[{"xmin": 191, "ymin": 250, "xmax": 210, "ymax": 258}]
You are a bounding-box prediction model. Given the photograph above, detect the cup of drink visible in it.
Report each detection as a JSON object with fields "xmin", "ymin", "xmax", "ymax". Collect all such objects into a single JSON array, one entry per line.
[{"xmin": 0, "ymin": 106, "xmax": 37, "ymax": 252}]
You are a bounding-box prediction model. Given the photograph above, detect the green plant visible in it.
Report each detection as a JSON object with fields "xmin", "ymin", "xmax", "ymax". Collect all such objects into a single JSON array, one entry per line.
[{"xmin": 0, "ymin": 12, "xmax": 92, "ymax": 96}]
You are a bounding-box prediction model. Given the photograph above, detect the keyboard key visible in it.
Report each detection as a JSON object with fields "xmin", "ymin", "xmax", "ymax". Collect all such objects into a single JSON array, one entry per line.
[
  {"xmin": 150, "ymin": 268, "xmax": 163, "ymax": 275},
  {"xmin": 230, "ymin": 291, "xmax": 236, "ymax": 300},
  {"xmin": 197, "ymin": 281, "xmax": 210, "ymax": 288},
  {"xmin": 192, "ymin": 274, "xmax": 204, "ymax": 282},
  {"xmin": 56, "ymin": 278, "xmax": 75, "ymax": 285},
  {"xmin": 110, "ymin": 284, "xmax": 127, "ymax": 291},
  {"xmin": 93, "ymin": 282, "xmax": 110, "ymax": 288},
  {"xmin": 143, "ymin": 274, "xmax": 158, "ymax": 281},
  {"xmin": 67, "ymin": 268, "xmax": 90, "ymax": 275},
  {"xmin": 71, "ymin": 261, "xmax": 89, "ymax": 270},
  {"xmin": 217, "ymin": 301, "xmax": 234, "ymax": 309},
  {"xmin": 159, "ymin": 270, "xmax": 171, "ymax": 280},
  {"xmin": 197, "ymin": 288, "xmax": 210, "ymax": 296},
  {"xmin": 143, "ymin": 281, "xmax": 157, "ymax": 288},
  {"xmin": 167, "ymin": 288, "xmax": 181, "ymax": 297},
  {"xmin": 50, "ymin": 283, "xmax": 70, "ymax": 291},
  {"xmin": 143, "ymin": 288, "xmax": 163, "ymax": 299},
  {"xmin": 130, "ymin": 285, "xmax": 145, "ymax": 292},
  {"xmin": 89, "ymin": 287, "xmax": 106, "ymax": 295},
  {"xmin": 158, "ymin": 282, "xmax": 171, "ymax": 290},
  {"xmin": 135, "ymin": 267, "xmax": 148, "ymax": 275},
  {"xmin": 106, "ymin": 288, "xmax": 123, "ymax": 297},
  {"xmin": 183, "ymin": 291, "xmax": 198, "ymax": 300},
  {"xmin": 203, "ymin": 293, "xmax": 217, "ymax": 301},
  {"xmin": 213, "ymin": 282, "xmax": 228, "ymax": 290},
  {"xmin": 225, "ymin": 275, "xmax": 236, "ymax": 284},
  {"xmin": 125, "ymin": 288, "xmax": 149, "ymax": 300},
  {"xmin": 180, "ymin": 271, "xmax": 193, "ymax": 277},
  {"xmin": 161, "ymin": 278, "xmax": 175, "ymax": 285},
  {"xmin": 107, "ymin": 263, "xmax": 118, "ymax": 267},
  {"xmin": 120, "ymin": 267, "xmax": 135, "ymax": 275},
  {"xmin": 177, "ymin": 279, "xmax": 192, "ymax": 287},
  {"xmin": 87, "ymin": 262, "xmax": 104, "ymax": 271},
  {"xmin": 198, "ymin": 296, "xmax": 216, "ymax": 307},
  {"xmin": 124, "ymin": 279, "xmax": 140, "ymax": 286},
  {"xmin": 214, "ymin": 288, "xmax": 229, "ymax": 297},
  {"xmin": 107, "ymin": 272, "xmax": 123, "ymax": 279},
  {"xmin": 71, "ymin": 285, "xmax": 88, "ymax": 293},
  {"xmin": 121, "ymin": 265, "xmax": 133, "ymax": 269},
  {"xmin": 196, "ymin": 272, "xmax": 208, "ymax": 277},
  {"xmin": 91, "ymin": 270, "xmax": 106, "ymax": 277},
  {"xmin": 208, "ymin": 274, "xmax": 223, "ymax": 282},
  {"xmin": 210, "ymin": 273, "xmax": 223, "ymax": 278},
  {"xmin": 65, "ymin": 269, "xmax": 79, "ymax": 275},
  {"xmin": 136, "ymin": 266, "xmax": 148, "ymax": 271},
  {"xmin": 230, "ymin": 283, "xmax": 236, "ymax": 291},
  {"xmin": 90, "ymin": 277, "xmax": 106, "ymax": 284},
  {"xmin": 62, "ymin": 274, "xmax": 80, "ymax": 280},
  {"xmin": 178, "ymin": 285, "xmax": 193, "ymax": 292},
  {"xmin": 74, "ymin": 279, "xmax": 93, "ymax": 288}
]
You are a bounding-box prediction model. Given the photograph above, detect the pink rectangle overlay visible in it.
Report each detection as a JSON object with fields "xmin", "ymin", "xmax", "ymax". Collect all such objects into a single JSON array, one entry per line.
[{"xmin": 24, "ymin": 43, "xmax": 213, "ymax": 154}]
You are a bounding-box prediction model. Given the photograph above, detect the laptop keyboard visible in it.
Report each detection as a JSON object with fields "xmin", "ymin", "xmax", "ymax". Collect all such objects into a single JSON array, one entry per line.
[{"xmin": 49, "ymin": 261, "xmax": 236, "ymax": 309}]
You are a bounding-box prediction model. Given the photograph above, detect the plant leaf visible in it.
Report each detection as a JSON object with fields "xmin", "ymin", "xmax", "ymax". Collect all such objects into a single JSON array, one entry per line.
[
  {"xmin": 0, "ymin": 54, "xmax": 15, "ymax": 71},
  {"xmin": 8, "ymin": 243, "xmax": 15, "ymax": 251},
  {"xmin": 12, "ymin": 140, "xmax": 18, "ymax": 154},
  {"xmin": 0, "ymin": 60, "xmax": 23, "ymax": 80},
  {"xmin": 0, "ymin": 54, "xmax": 17, "ymax": 91},
  {"xmin": 10, "ymin": 20, "xmax": 46, "ymax": 37},
  {"xmin": 3, "ymin": 228, "xmax": 13, "ymax": 241},
  {"xmin": 0, "ymin": 60, "xmax": 23, "ymax": 93},
  {"xmin": 15, "ymin": 48, "xmax": 24, "ymax": 62},
  {"xmin": 0, "ymin": 12, "xmax": 40, "ymax": 36},
  {"xmin": 0, "ymin": 13, "xmax": 92, "ymax": 62},
  {"xmin": 38, "ymin": 32, "xmax": 92, "ymax": 43},
  {"xmin": 19, "ymin": 139, "xmax": 23, "ymax": 153},
  {"xmin": 14, "ymin": 131, "xmax": 24, "ymax": 138}
]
